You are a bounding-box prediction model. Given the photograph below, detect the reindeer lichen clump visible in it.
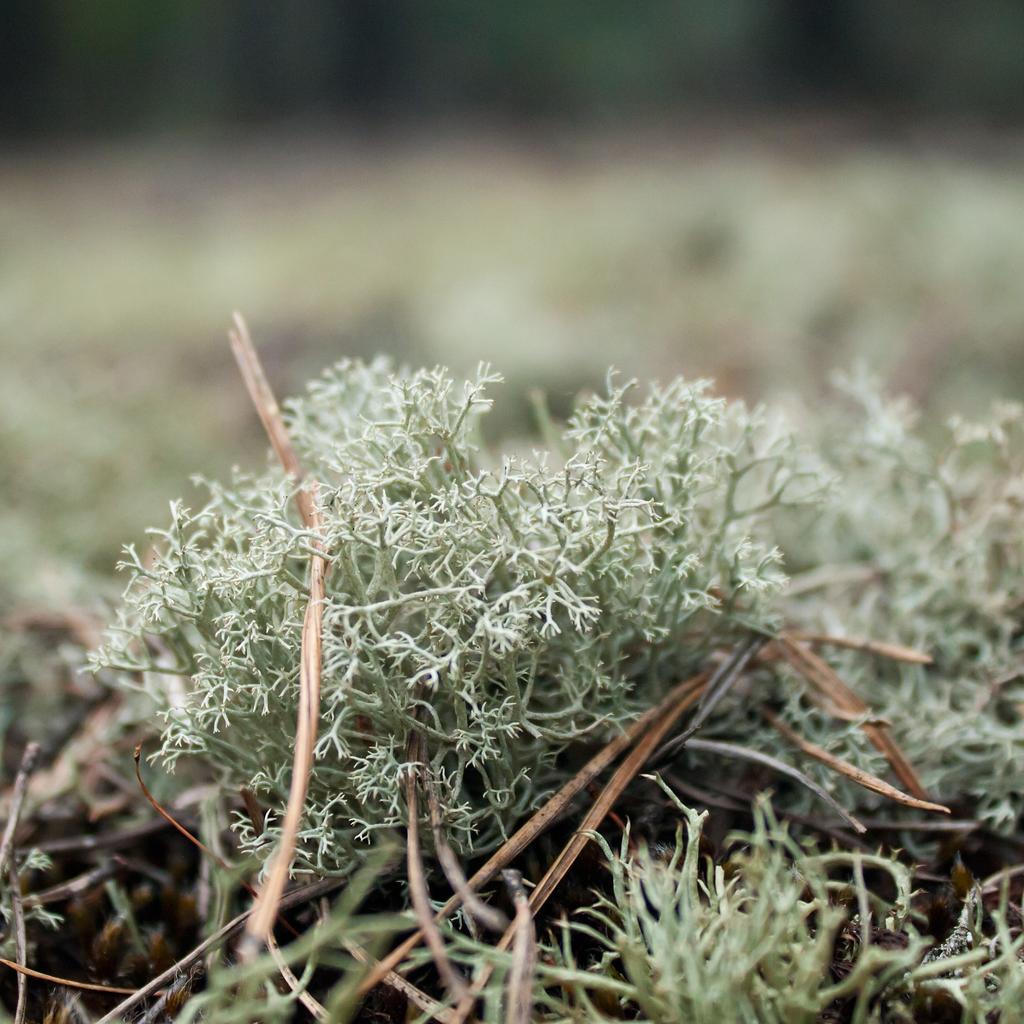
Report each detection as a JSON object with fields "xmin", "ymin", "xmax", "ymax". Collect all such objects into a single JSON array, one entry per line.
[{"xmin": 93, "ymin": 361, "xmax": 823, "ymax": 873}]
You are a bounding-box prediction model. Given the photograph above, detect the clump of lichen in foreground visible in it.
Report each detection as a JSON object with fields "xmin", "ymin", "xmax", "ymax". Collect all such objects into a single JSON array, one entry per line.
[
  {"xmin": 92, "ymin": 360, "xmax": 824, "ymax": 873},
  {"xmin": 93, "ymin": 360, "xmax": 1024, "ymax": 878},
  {"xmin": 455, "ymin": 795, "xmax": 1024, "ymax": 1023}
]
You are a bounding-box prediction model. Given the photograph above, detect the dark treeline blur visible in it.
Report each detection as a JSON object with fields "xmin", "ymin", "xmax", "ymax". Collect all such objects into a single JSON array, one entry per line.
[{"xmin": 4, "ymin": 0, "xmax": 1024, "ymax": 137}]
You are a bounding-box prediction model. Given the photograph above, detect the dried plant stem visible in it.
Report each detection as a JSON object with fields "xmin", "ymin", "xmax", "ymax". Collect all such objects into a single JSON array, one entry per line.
[
  {"xmin": 521, "ymin": 675, "xmax": 705, "ymax": 915},
  {"xmin": 23, "ymin": 862, "xmax": 120, "ymax": 908},
  {"xmin": 356, "ymin": 673, "xmax": 706, "ymax": 997},
  {"xmin": 344, "ymin": 941, "xmax": 457, "ymax": 1023},
  {"xmin": 778, "ymin": 634, "xmax": 931, "ymax": 801},
  {"xmin": 654, "ymin": 637, "xmax": 764, "ymax": 763},
  {"xmin": 134, "ymin": 744, "xmax": 243, "ymax": 884},
  {"xmin": 0, "ymin": 743, "xmax": 40, "ymax": 879},
  {"xmin": 981, "ymin": 862, "xmax": 1024, "ymax": 895},
  {"xmin": 266, "ymin": 934, "xmax": 327, "ymax": 1021},
  {"xmin": 9, "ymin": 864, "xmax": 27, "ymax": 1024},
  {"xmin": 0, "ymin": 959, "xmax": 137, "ymax": 995},
  {"xmin": 34, "ymin": 817, "xmax": 172, "ymax": 856},
  {"xmin": 788, "ymin": 632, "xmax": 932, "ymax": 665},
  {"xmin": 228, "ymin": 313, "xmax": 327, "ymax": 958},
  {"xmin": 501, "ymin": 870, "xmax": 536, "ymax": 1024},
  {"xmin": 139, "ymin": 613, "xmax": 431, "ymax": 1019},
  {"xmin": 228, "ymin": 312, "xmax": 314, "ymax": 527},
  {"xmin": 1, "ymin": 742, "xmax": 39, "ymax": 1024},
  {"xmin": 763, "ymin": 709, "xmax": 950, "ymax": 814},
  {"xmin": 425, "ymin": 775, "xmax": 508, "ymax": 934}
]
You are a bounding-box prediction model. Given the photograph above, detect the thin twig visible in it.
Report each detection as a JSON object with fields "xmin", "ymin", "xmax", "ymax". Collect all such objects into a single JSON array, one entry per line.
[
  {"xmin": 1, "ymin": 743, "xmax": 39, "ymax": 1024},
  {"xmin": 94, "ymin": 877, "xmax": 344, "ymax": 1024},
  {"xmin": 344, "ymin": 941, "xmax": 457, "ymax": 1023},
  {"xmin": 778, "ymin": 634, "xmax": 931, "ymax": 801},
  {"xmin": 789, "ymin": 632, "xmax": 932, "ymax": 666},
  {"xmin": 763, "ymin": 709, "xmax": 950, "ymax": 814},
  {"xmin": 0, "ymin": 743, "xmax": 41, "ymax": 879},
  {"xmin": 501, "ymin": 870, "xmax": 536, "ymax": 1024},
  {"xmin": 524, "ymin": 670, "xmax": 710, "ymax": 914},
  {"xmin": 9, "ymin": 864, "xmax": 27, "ymax": 1024},
  {"xmin": 683, "ymin": 738, "xmax": 866, "ymax": 833},
  {"xmin": 34, "ymin": 817, "xmax": 173, "ymax": 856},
  {"xmin": 661, "ymin": 771, "xmax": 749, "ymax": 814},
  {"xmin": 355, "ymin": 672, "xmax": 706, "ymax": 997},
  {"xmin": 0, "ymin": 959, "xmax": 137, "ymax": 995},
  {"xmin": 138, "ymin": 740, "xmax": 317, "ymax": 978},
  {"xmin": 653, "ymin": 637, "xmax": 764, "ymax": 764},
  {"xmin": 134, "ymin": 745, "xmax": 241, "ymax": 881},
  {"xmin": 981, "ymin": 862, "xmax": 1024, "ymax": 895},
  {"xmin": 23, "ymin": 861, "xmax": 120, "ymax": 908},
  {"xmin": 266, "ymin": 933, "xmax": 327, "ymax": 1021},
  {"xmin": 425, "ymin": 773, "xmax": 508, "ymax": 934},
  {"xmin": 229, "ymin": 313, "xmax": 328, "ymax": 959},
  {"xmin": 228, "ymin": 312, "xmax": 314, "ymax": 526}
]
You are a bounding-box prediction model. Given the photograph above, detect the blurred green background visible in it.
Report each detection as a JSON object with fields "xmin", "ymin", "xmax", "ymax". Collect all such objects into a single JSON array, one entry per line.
[{"xmin": 2, "ymin": 2, "xmax": 1023, "ymax": 603}]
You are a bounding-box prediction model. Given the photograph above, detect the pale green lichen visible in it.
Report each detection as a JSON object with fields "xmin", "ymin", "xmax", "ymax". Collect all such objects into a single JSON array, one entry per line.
[
  {"xmin": 451, "ymin": 794, "xmax": 1023, "ymax": 1023},
  {"xmin": 92, "ymin": 361, "xmax": 822, "ymax": 874}
]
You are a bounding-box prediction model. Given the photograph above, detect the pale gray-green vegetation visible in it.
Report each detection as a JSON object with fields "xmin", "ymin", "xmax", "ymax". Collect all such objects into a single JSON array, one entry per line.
[
  {"xmin": 93, "ymin": 359, "xmax": 823, "ymax": 872},
  {"xmin": 453, "ymin": 794, "xmax": 1024, "ymax": 1023}
]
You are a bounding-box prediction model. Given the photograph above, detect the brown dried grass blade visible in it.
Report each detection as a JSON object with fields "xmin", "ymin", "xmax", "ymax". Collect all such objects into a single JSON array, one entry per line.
[
  {"xmin": 654, "ymin": 637, "xmax": 764, "ymax": 763},
  {"xmin": 141, "ymin": 652, "xmax": 428, "ymax": 1017},
  {"xmin": 0, "ymin": 743, "xmax": 40, "ymax": 879},
  {"xmin": 426, "ymin": 774, "xmax": 508, "ymax": 933},
  {"xmin": 228, "ymin": 314, "xmax": 327, "ymax": 958},
  {"xmin": 23, "ymin": 862, "xmax": 119, "ymax": 908},
  {"xmin": 683, "ymin": 738, "xmax": 867, "ymax": 833},
  {"xmin": 344, "ymin": 941, "xmax": 457, "ymax": 1023},
  {"xmin": 228, "ymin": 312, "xmax": 314, "ymax": 527},
  {"xmin": 355, "ymin": 673, "xmax": 706, "ymax": 997},
  {"xmin": 763, "ymin": 709, "xmax": 950, "ymax": 814},
  {"xmin": 9, "ymin": 864, "xmax": 27, "ymax": 1024},
  {"xmin": 501, "ymin": 870, "xmax": 536, "ymax": 1024},
  {"xmin": 134, "ymin": 744, "xmax": 245, "ymax": 886},
  {"xmin": 0, "ymin": 959, "xmax": 138, "ymax": 996},
  {"xmin": 1, "ymin": 742, "xmax": 39, "ymax": 1024},
  {"xmin": 790, "ymin": 632, "xmax": 932, "ymax": 665},
  {"xmin": 522, "ymin": 678, "xmax": 705, "ymax": 915},
  {"xmin": 778, "ymin": 634, "xmax": 931, "ymax": 801},
  {"xmin": 266, "ymin": 934, "xmax": 327, "ymax": 1021}
]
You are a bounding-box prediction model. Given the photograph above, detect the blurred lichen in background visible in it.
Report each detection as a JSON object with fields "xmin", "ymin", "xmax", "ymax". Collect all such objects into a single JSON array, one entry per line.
[{"xmin": 4, "ymin": 141, "xmax": 1024, "ymax": 602}]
